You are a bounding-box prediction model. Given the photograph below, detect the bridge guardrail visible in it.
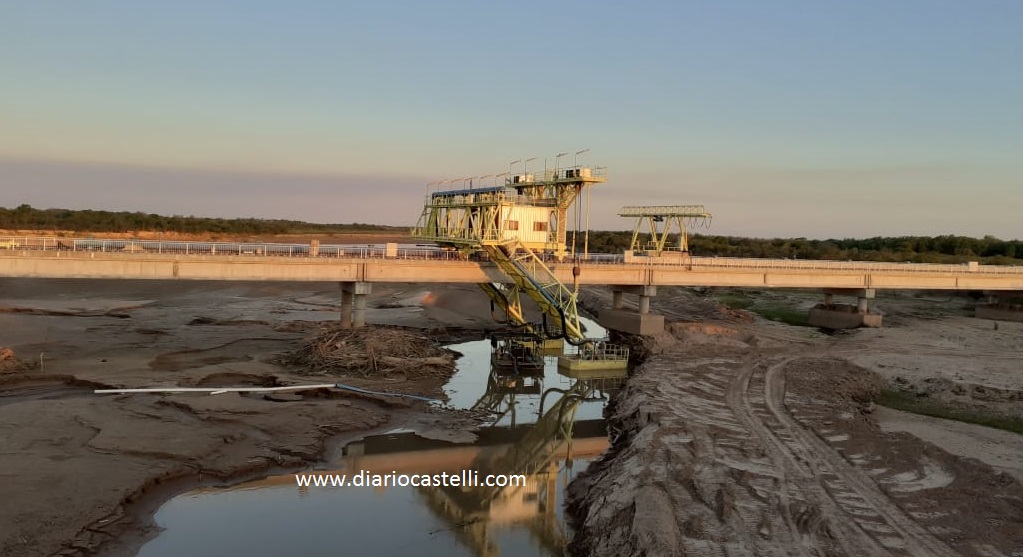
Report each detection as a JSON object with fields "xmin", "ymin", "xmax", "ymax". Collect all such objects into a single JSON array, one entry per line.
[
  {"xmin": 3, "ymin": 235, "xmax": 1023, "ymax": 275},
  {"xmin": 0, "ymin": 235, "xmax": 471, "ymax": 261}
]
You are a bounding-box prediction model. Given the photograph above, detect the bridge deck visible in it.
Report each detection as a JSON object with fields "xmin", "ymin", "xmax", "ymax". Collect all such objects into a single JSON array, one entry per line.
[{"xmin": 3, "ymin": 240, "xmax": 1023, "ymax": 290}]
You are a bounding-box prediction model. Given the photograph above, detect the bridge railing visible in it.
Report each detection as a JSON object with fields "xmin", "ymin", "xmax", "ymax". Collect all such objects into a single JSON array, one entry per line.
[
  {"xmin": 4, "ymin": 234, "xmax": 1023, "ymax": 275},
  {"xmin": 570, "ymin": 253, "xmax": 1023, "ymax": 274},
  {"xmin": 0, "ymin": 235, "xmax": 468, "ymax": 261}
]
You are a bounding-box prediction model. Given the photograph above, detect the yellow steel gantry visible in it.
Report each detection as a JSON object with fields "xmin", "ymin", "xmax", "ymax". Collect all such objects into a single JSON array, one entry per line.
[
  {"xmin": 411, "ymin": 159, "xmax": 628, "ymax": 366},
  {"xmin": 411, "ymin": 163, "xmax": 604, "ymax": 338},
  {"xmin": 619, "ymin": 205, "xmax": 712, "ymax": 255}
]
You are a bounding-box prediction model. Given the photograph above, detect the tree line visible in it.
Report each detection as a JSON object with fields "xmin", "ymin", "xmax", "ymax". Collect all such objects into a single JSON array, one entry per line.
[
  {"xmin": 4, "ymin": 204, "xmax": 1020, "ymax": 265},
  {"xmin": 0, "ymin": 205, "xmax": 395, "ymax": 235},
  {"xmin": 575, "ymin": 231, "xmax": 1023, "ymax": 265}
]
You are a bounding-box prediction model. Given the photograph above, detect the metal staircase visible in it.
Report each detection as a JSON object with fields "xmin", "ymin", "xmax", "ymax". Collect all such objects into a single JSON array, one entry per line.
[{"xmin": 484, "ymin": 238, "xmax": 584, "ymax": 341}]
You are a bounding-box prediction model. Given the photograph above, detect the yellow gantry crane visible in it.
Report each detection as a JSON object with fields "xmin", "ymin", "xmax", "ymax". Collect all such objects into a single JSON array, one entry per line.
[
  {"xmin": 619, "ymin": 205, "xmax": 712, "ymax": 255},
  {"xmin": 412, "ymin": 157, "xmax": 627, "ymax": 367}
]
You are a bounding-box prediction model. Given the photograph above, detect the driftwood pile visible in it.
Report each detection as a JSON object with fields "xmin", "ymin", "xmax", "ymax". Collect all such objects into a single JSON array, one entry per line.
[{"xmin": 281, "ymin": 325, "xmax": 457, "ymax": 379}]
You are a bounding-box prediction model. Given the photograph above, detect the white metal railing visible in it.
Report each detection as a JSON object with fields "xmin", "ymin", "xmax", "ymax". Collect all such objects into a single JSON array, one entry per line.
[
  {"xmin": 3, "ymin": 234, "xmax": 1023, "ymax": 275},
  {"xmin": 0, "ymin": 235, "xmax": 469, "ymax": 261}
]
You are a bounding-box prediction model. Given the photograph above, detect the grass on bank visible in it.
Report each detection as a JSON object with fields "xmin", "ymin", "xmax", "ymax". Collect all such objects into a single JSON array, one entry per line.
[
  {"xmin": 876, "ymin": 389, "xmax": 1023, "ymax": 435},
  {"xmin": 715, "ymin": 292, "xmax": 811, "ymax": 327},
  {"xmin": 753, "ymin": 307, "xmax": 810, "ymax": 327}
]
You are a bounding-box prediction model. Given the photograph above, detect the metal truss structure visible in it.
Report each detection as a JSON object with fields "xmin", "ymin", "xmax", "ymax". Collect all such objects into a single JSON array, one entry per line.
[
  {"xmin": 411, "ymin": 163, "xmax": 606, "ymax": 344},
  {"xmin": 412, "ymin": 167, "xmax": 606, "ymax": 255},
  {"xmin": 619, "ymin": 205, "xmax": 712, "ymax": 255}
]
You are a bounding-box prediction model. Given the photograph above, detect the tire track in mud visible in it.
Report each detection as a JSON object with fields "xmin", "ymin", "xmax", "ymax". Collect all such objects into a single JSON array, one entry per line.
[
  {"xmin": 728, "ymin": 357, "xmax": 882, "ymax": 556},
  {"xmin": 736, "ymin": 356, "xmax": 957, "ymax": 557}
]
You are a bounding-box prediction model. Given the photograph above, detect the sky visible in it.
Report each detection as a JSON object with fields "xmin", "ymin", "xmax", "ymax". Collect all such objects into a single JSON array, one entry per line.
[{"xmin": 2, "ymin": 1, "xmax": 1021, "ymax": 239}]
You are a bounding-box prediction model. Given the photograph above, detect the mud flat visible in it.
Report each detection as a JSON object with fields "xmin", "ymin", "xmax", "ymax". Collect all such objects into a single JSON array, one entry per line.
[
  {"xmin": 568, "ymin": 287, "xmax": 1023, "ymax": 557},
  {"xmin": 0, "ymin": 279, "xmax": 492, "ymax": 557}
]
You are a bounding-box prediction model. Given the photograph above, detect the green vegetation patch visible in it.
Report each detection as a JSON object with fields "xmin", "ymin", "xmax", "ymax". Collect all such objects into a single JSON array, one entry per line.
[
  {"xmin": 751, "ymin": 306, "xmax": 809, "ymax": 327},
  {"xmin": 876, "ymin": 389, "xmax": 1023, "ymax": 435},
  {"xmin": 711, "ymin": 289, "xmax": 811, "ymax": 326}
]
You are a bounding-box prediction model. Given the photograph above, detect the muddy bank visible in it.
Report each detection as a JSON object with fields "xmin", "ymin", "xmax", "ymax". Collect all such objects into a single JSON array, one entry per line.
[
  {"xmin": 0, "ymin": 279, "xmax": 492, "ymax": 557},
  {"xmin": 568, "ymin": 288, "xmax": 1023, "ymax": 557}
]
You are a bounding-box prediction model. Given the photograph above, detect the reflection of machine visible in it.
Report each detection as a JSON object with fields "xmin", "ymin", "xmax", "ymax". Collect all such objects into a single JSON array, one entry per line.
[{"xmin": 423, "ymin": 379, "xmax": 603, "ymax": 557}]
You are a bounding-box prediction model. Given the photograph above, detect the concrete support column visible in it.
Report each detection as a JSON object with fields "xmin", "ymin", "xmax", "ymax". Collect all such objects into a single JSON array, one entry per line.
[
  {"xmin": 340, "ymin": 282, "xmax": 372, "ymax": 328},
  {"xmin": 599, "ymin": 285, "xmax": 663, "ymax": 335},
  {"xmin": 353, "ymin": 293, "xmax": 368, "ymax": 327},
  {"xmin": 810, "ymin": 288, "xmax": 881, "ymax": 328},
  {"xmin": 639, "ymin": 295, "xmax": 651, "ymax": 314},
  {"xmin": 637, "ymin": 285, "xmax": 656, "ymax": 315},
  {"xmin": 340, "ymin": 285, "xmax": 354, "ymax": 328},
  {"xmin": 857, "ymin": 296, "xmax": 869, "ymax": 314}
]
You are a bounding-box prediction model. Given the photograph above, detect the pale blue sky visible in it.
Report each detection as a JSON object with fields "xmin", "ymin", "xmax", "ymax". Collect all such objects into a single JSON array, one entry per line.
[{"xmin": 2, "ymin": 1, "xmax": 1021, "ymax": 238}]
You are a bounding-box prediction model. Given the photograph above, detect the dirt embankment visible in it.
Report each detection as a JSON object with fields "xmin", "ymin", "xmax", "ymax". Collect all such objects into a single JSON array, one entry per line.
[
  {"xmin": 0, "ymin": 280, "xmax": 484, "ymax": 557},
  {"xmin": 568, "ymin": 288, "xmax": 1023, "ymax": 557}
]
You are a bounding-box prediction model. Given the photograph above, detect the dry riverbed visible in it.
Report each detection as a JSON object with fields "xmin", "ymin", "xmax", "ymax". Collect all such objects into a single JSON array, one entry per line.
[
  {"xmin": 3, "ymin": 278, "xmax": 1022, "ymax": 557},
  {"xmin": 0, "ymin": 279, "xmax": 493, "ymax": 557}
]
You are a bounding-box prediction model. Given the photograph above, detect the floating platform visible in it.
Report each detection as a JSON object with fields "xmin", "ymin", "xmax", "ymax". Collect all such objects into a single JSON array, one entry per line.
[
  {"xmin": 556, "ymin": 356, "xmax": 629, "ymax": 372},
  {"xmin": 557, "ymin": 343, "xmax": 630, "ymax": 372},
  {"xmin": 557, "ymin": 366, "xmax": 629, "ymax": 380}
]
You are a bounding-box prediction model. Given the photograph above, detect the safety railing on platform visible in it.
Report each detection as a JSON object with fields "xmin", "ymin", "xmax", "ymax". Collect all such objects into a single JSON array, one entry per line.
[
  {"xmin": 568, "ymin": 342, "xmax": 630, "ymax": 362},
  {"xmin": 408, "ymin": 227, "xmax": 502, "ymax": 244}
]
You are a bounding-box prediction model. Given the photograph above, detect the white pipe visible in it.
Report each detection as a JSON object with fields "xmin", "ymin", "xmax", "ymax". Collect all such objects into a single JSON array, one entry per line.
[
  {"xmin": 94, "ymin": 383, "xmax": 442, "ymax": 404},
  {"xmin": 94, "ymin": 384, "xmax": 338, "ymax": 394}
]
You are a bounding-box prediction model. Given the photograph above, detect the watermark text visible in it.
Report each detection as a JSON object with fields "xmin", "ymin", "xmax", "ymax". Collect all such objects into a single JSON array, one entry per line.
[{"xmin": 295, "ymin": 470, "xmax": 527, "ymax": 488}]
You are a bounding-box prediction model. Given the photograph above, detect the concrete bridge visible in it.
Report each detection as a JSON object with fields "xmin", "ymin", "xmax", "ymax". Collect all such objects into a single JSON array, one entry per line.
[{"xmin": 3, "ymin": 237, "xmax": 1023, "ymax": 332}]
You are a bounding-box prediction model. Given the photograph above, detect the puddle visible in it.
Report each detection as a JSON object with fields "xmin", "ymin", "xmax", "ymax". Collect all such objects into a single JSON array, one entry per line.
[
  {"xmin": 136, "ymin": 318, "xmax": 626, "ymax": 557},
  {"xmin": 443, "ymin": 318, "xmax": 619, "ymax": 426}
]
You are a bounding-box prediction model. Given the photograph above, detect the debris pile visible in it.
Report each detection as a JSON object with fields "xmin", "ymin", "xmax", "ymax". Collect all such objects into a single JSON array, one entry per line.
[
  {"xmin": 0, "ymin": 347, "xmax": 30, "ymax": 373},
  {"xmin": 279, "ymin": 325, "xmax": 457, "ymax": 379}
]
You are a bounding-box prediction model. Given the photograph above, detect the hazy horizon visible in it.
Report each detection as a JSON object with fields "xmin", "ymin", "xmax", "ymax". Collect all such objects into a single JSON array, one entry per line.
[{"xmin": 3, "ymin": 1, "xmax": 1020, "ymax": 240}]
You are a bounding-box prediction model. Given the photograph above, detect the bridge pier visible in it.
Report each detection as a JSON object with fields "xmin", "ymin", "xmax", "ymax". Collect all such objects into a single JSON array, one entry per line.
[
  {"xmin": 598, "ymin": 285, "xmax": 664, "ymax": 335},
  {"xmin": 340, "ymin": 282, "xmax": 372, "ymax": 328},
  {"xmin": 975, "ymin": 290, "xmax": 1023, "ymax": 322},
  {"xmin": 808, "ymin": 288, "xmax": 882, "ymax": 329}
]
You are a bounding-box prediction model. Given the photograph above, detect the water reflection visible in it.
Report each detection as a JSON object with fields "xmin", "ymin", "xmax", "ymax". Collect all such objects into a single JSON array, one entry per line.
[
  {"xmin": 136, "ymin": 321, "xmax": 626, "ymax": 557},
  {"xmin": 445, "ymin": 318, "xmax": 616, "ymax": 427}
]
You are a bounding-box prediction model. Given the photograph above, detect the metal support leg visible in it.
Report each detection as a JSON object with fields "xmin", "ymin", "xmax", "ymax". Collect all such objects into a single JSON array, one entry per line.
[{"xmin": 857, "ymin": 296, "xmax": 869, "ymax": 314}]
